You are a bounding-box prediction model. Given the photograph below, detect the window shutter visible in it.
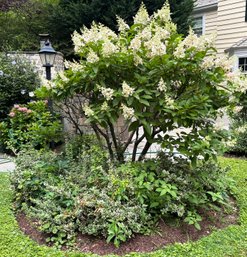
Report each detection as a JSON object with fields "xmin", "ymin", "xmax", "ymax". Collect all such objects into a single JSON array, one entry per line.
[{"xmin": 245, "ymin": 0, "xmax": 247, "ymax": 21}]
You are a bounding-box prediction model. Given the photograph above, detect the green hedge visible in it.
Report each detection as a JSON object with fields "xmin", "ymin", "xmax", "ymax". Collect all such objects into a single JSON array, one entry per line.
[{"xmin": 0, "ymin": 157, "xmax": 247, "ymax": 257}]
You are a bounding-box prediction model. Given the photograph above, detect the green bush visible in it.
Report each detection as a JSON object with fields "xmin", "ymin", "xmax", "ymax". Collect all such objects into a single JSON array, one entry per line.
[
  {"xmin": 0, "ymin": 100, "xmax": 63, "ymax": 154},
  {"xmin": 0, "ymin": 53, "xmax": 39, "ymax": 121},
  {"xmin": 11, "ymin": 136, "xmax": 234, "ymax": 248}
]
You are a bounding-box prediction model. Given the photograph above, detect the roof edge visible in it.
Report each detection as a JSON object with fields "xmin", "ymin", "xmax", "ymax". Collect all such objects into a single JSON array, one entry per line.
[{"xmin": 193, "ymin": 3, "xmax": 218, "ymax": 14}]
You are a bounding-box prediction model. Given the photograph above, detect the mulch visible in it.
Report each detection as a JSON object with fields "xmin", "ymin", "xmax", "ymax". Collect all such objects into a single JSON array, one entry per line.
[{"xmin": 16, "ymin": 200, "xmax": 238, "ymax": 256}]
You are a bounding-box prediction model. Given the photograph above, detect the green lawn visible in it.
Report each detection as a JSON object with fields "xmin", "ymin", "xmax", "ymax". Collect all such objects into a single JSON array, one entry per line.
[{"xmin": 0, "ymin": 157, "xmax": 247, "ymax": 257}]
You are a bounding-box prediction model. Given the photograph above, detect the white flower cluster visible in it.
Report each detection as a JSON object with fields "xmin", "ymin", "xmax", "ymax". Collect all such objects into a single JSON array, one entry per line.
[
  {"xmin": 174, "ymin": 30, "xmax": 216, "ymax": 59},
  {"xmin": 102, "ymin": 40, "xmax": 119, "ymax": 56},
  {"xmin": 40, "ymin": 76, "xmax": 55, "ymax": 89},
  {"xmin": 157, "ymin": 78, "xmax": 167, "ymax": 92},
  {"xmin": 144, "ymin": 35, "xmax": 167, "ymax": 57},
  {"xmin": 201, "ymin": 55, "xmax": 216, "ymax": 70},
  {"xmin": 87, "ymin": 50, "xmax": 99, "ymax": 63},
  {"xmin": 153, "ymin": 3, "xmax": 171, "ymax": 23},
  {"xmin": 64, "ymin": 60, "xmax": 82, "ymax": 72},
  {"xmin": 133, "ymin": 3, "xmax": 149, "ymax": 25},
  {"xmin": 82, "ymin": 103, "xmax": 94, "ymax": 117},
  {"xmin": 236, "ymin": 125, "xmax": 247, "ymax": 134},
  {"xmin": 214, "ymin": 55, "xmax": 234, "ymax": 72},
  {"xmin": 171, "ymin": 80, "xmax": 182, "ymax": 88},
  {"xmin": 72, "ymin": 23, "xmax": 117, "ymax": 53},
  {"xmin": 121, "ymin": 104, "xmax": 135, "ymax": 120},
  {"xmin": 233, "ymin": 106, "xmax": 243, "ymax": 113},
  {"xmin": 117, "ymin": 16, "xmax": 129, "ymax": 32},
  {"xmin": 130, "ymin": 37, "xmax": 142, "ymax": 51},
  {"xmin": 58, "ymin": 71, "xmax": 69, "ymax": 83},
  {"xmin": 100, "ymin": 87, "xmax": 114, "ymax": 101},
  {"xmin": 165, "ymin": 96, "xmax": 175, "ymax": 108},
  {"xmin": 122, "ymin": 81, "xmax": 134, "ymax": 97},
  {"xmin": 101, "ymin": 101, "xmax": 109, "ymax": 111}
]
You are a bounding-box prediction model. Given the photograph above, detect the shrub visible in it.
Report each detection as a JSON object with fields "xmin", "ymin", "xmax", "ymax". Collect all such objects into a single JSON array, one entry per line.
[
  {"xmin": 0, "ymin": 53, "xmax": 39, "ymax": 121},
  {"xmin": 37, "ymin": 3, "xmax": 245, "ymax": 163},
  {"xmin": 0, "ymin": 100, "xmax": 63, "ymax": 154},
  {"xmin": 11, "ymin": 136, "xmax": 233, "ymax": 247}
]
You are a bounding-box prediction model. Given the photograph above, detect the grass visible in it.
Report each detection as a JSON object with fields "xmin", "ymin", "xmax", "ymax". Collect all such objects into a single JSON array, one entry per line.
[{"xmin": 0, "ymin": 157, "xmax": 247, "ymax": 257}]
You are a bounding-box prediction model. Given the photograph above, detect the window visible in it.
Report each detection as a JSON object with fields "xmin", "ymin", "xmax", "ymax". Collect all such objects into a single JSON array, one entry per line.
[
  {"xmin": 239, "ymin": 57, "xmax": 247, "ymax": 72},
  {"xmin": 193, "ymin": 16, "xmax": 204, "ymax": 36}
]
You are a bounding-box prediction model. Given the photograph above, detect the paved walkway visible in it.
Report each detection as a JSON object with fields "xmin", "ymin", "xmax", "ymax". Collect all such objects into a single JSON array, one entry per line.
[{"xmin": 0, "ymin": 157, "xmax": 15, "ymax": 172}]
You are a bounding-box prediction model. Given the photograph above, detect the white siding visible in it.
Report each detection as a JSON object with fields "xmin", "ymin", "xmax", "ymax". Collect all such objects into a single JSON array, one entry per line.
[
  {"xmin": 216, "ymin": 0, "xmax": 247, "ymax": 53},
  {"xmin": 204, "ymin": 10, "xmax": 218, "ymax": 35}
]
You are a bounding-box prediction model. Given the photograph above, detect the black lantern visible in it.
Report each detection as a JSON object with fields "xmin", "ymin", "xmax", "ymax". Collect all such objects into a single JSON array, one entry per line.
[{"xmin": 39, "ymin": 35, "xmax": 56, "ymax": 80}]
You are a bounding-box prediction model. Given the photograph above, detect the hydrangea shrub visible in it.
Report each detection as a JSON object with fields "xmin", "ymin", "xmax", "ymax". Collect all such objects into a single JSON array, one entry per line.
[{"xmin": 37, "ymin": 3, "xmax": 245, "ymax": 162}]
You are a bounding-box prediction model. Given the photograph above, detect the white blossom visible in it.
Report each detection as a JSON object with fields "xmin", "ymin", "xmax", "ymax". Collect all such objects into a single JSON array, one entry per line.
[
  {"xmin": 58, "ymin": 71, "xmax": 69, "ymax": 82},
  {"xmin": 165, "ymin": 96, "xmax": 175, "ymax": 108},
  {"xmin": 100, "ymin": 87, "xmax": 114, "ymax": 101},
  {"xmin": 121, "ymin": 104, "xmax": 135, "ymax": 120},
  {"xmin": 233, "ymin": 106, "xmax": 243, "ymax": 113},
  {"xmin": 144, "ymin": 35, "xmax": 167, "ymax": 57},
  {"xmin": 153, "ymin": 3, "xmax": 171, "ymax": 23},
  {"xmin": 82, "ymin": 103, "xmax": 94, "ymax": 117},
  {"xmin": 72, "ymin": 31, "xmax": 84, "ymax": 53},
  {"xmin": 102, "ymin": 40, "xmax": 119, "ymax": 56},
  {"xmin": 101, "ymin": 102, "xmax": 109, "ymax": 111},
  {"xmin": 117, "ymin": 16, "xmax": 129, "ymax": 32},
  {"xmin": 0, "ymin": 70, "xmax": 3, "ymax": 76},
  {"xmin": 174, "ymin": 44, "xmax": 185, "ymax": 58},
  {"xmin": 201, "ymin": 55, "xmax": 216, "ymax": 69},
  {"xmin": 29, "ymin": 92, "xmax": 34, "ymax": 97},
  {"xmin": 133, "ymin": 54, "xmax": 143, "ymax": 65},
  {"xmin": 134, "ymin": 3, "xmax": 150, "ymax": 25},
  {"xmin": 122, "ymin": 81, "xmax": 134, "ymax": 97},
  {"xmin": 157, "ymin": 78, "xmax": 167, "ymax": 92},
  {"xmin": 130, "ymin": 37, "xmax": 142, "ymax": 51},
  {"xmin": 64, "ymin": 60, "xmax": 82, "ymax": 72},
  {"xmin": 87, "ymin": 50, "xmax": 99, "ymax": 63}
]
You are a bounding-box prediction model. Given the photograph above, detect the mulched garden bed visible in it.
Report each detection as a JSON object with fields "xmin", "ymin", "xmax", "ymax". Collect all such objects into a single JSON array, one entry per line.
[{"xmin": 16, "ymin": 201, "xmax": 238, "ymax": 256}]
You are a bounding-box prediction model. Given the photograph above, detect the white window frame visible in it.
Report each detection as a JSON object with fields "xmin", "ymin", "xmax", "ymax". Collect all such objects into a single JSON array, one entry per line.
[
  {"xmin": 231, "ymin": 49, "xmax": 247, "ymax": 72},
  {"xmin": 192, "ymin": 14, "xmax": 205, "ymax": 36}
]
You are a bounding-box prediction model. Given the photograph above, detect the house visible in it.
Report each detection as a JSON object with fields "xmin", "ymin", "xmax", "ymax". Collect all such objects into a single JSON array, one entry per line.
[{"xmin": 193, "ymin": 0, "xmax": 247, "ymax": 70}]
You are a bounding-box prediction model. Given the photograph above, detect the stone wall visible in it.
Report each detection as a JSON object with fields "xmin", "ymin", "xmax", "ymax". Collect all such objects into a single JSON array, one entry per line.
[{"xmin": 7, "ymin": 51, "xmax": 64, "ymax": 78}]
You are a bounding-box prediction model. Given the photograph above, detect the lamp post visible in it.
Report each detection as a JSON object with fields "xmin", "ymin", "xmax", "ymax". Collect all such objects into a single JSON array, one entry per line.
[
  {"xmin": 39, "ymin": 34, "xmax": 57, "ymax": 148},
  {"xmin": 39, "ymin": 34, "xmax": 57, "ymax": 110},
  {"xmin": 39, "ymin": 34, "xmax": 57, "ymax": 81}
]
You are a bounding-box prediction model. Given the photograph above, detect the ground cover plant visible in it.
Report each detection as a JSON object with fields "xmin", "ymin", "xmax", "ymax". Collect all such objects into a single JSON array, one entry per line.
[
  {"xmin": 11, "ymin": 136, "xmax": 234, "ymax": 248},
  {"xmin": 0, "ymin": 100, "xmax": 63, "ymax": 154},
  {"xmin": 0, "ymin": 157, "xmax": 246, "ymax": 256}
]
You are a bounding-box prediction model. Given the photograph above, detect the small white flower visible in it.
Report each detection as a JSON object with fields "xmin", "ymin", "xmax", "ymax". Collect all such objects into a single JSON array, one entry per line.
[
  {"xmin": 134, "ymin": 3, "xmax": 150, "ymax": 25},
  {"xmin": 102, "ymin": 40, "xmax": 119, "ymax": 56},
  {"xmin": 101, "ymin": 102, "xmax": 109, "ymax": 111},
  {"xmin": 117, "ymin": 16, "xmax": 129, "ymax": 32},
  {"xmin": 82, "ymin": 103, "xmax": 94, "ymax": 117},
  {"xmin": 11, "ymin": 60, "xmax": 16, "ymax": 65},
  {"xmin": 197, "ymin": 155, "xmax": 204, "ymax": 160},
  {"xmin": 0, "ymin": 70, "xmax": 3, "ymax": 76},
  {"xmin": 157, "ymin": 78, "xmax": 167, "ymax": 92},
  {"xmin": 122, "ymin": 81, "xmax": 134, "ymax": 97},
  {"xmin": 21, "ymin": 89, "xmax": 26, "ymax": 95},
  {"xmin": 87, "ymin": 50, "xmax": 99, "ymax": 63},
  {"xmin": 29, "ymin": 92, "xmax": 34, "ymax": 97},
  {"xmin": 121, "ymin": 104, "xmax": 134, "ymax": 120},
  {"xmin": 58, "ymin": 71, "xmax": 69, "ymax": 82},
  {"xmin": 100, "ymin": 87, "xmax": 114, "ymax": 101}
]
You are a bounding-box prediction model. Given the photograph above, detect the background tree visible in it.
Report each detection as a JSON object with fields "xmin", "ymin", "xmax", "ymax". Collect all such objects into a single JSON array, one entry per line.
[
  {"xmin": 0, "ymin": 0, "xmax": 57, "ymax": 52},
  {"xmin": 49, "ymin": 0, "xmax": 195, "ymax": 58}
]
